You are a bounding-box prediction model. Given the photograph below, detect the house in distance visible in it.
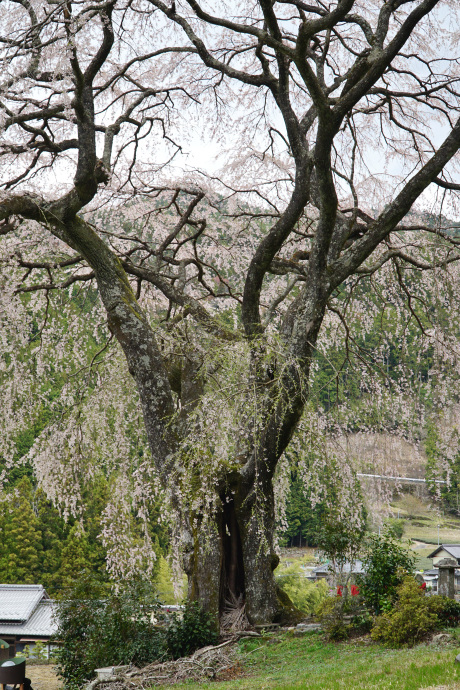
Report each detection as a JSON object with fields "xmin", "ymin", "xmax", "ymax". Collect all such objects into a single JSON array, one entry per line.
[
  {"xmin": 428, "ymin": 545, "xmax": 460, "ymax": 566},
  {"xmin": 0, "ymin": 585, "xmax": 58, "ymax": 658},
  {"xmin": 420, "ymin": 545, "xmax": 460, "ymax": 595}
]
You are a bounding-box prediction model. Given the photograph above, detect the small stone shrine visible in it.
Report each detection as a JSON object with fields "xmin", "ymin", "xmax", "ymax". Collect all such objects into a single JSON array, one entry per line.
[{"xmin": 437, "ymin": 557, "xmax": 457, "ymax": 599}]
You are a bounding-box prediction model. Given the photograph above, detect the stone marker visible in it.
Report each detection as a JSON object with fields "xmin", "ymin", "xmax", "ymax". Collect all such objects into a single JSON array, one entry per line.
[{"xmin": 437, "ymin": 558, "xmax": 457, "ymax": 599}]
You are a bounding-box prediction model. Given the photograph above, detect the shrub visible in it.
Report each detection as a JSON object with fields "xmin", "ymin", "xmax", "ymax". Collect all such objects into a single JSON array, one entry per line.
[
  {"xmin": 398, "ymin": 494, "xmax": 430, "ymax": 520},
  {"xmin": 32, "ymin": 641, "xmax": 48, "ymax": 661},
  {"xmin": 275, "ymin": 561, "xmax": 329, "ymax": 614},
  {"xmin": 371, "ymin": 577, "xmax": 438, "ymax": 647},
  {"xmin": 19, "ymin": 645, "xmax": 30, "ymax": 658},
  {"xmin": 358, "ymin": 530, "xmax": 415, "ymax": 614},
  {"xmin": 316, "ymin": 586, "xmax": 363, "ymax": 641},
  {"xmin": 53, "ymin": 576, "xmax": 166, "ymax": 689},
  {"xmin": 165, "ymin": 601, "xmax": 218, "ymax": 659},
  {"xmin": 350, "ymin": 612, "xmax": 373, "ymax": 634},
  {"xmin": 385, "ymin": 518, "xmax": 405, "ymax": 540},
  {"xmin": 427, "ymin": 596, "xmax": 460, "ymax": 628},
  {"xmin": 316, "ymin": 596, "xmax": 345, "ymax": 640},
  {"xmin": 327, "ymin": 620, "xmax": 349, "ymax": 641}
]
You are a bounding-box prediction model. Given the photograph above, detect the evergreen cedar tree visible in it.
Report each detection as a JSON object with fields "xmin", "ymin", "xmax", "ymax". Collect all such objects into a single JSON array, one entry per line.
[{"xmin": 1, "ymin": 0, "xmax": 460, "ymax": 626}]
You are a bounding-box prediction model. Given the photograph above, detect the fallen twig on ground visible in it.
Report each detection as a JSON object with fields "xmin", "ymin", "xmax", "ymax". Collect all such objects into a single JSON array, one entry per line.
[{"xmin": 88, "ymin": 635, "xmax": 253, "ymax": 689}]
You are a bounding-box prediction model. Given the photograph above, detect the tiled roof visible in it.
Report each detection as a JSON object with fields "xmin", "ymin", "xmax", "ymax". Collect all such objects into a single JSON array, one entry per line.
[
  {"xmin": 427, "ymin": 545, "xmax": 460, "ymax": 560},
  {"xmin": 0, "ymin": 585, "xmax": 47, "ymax": 624},
  {"xmin": 0, "ymin": 600, "xmax": 57, "ymax": 638},
  {"xmin": 311, "ymin": 560, "xmax": 365, "ymax": 574}
]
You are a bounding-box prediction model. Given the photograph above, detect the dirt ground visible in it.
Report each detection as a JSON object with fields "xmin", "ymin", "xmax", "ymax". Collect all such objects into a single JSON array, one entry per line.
[{"xmin": 26, "ymin": 664, "xmax": 62, "ymax": 690}]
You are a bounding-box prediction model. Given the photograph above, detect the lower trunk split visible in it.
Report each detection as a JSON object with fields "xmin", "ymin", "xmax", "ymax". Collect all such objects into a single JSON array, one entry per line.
[{"xmin": 184, "ymin": 482, "xmax": 304, "ymax": 628}]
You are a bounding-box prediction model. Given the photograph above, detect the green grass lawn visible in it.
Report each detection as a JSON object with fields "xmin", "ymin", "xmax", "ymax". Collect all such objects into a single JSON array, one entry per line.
[{"xmin": 169, "ymin": 631, "xmax": 460, "ymax": 690}]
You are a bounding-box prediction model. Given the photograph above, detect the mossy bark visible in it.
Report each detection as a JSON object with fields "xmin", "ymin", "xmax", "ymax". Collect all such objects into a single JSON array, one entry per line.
[
  {"xmin": 184, "ymin": 475, "xmax": 303, "ymax": 627},
  {"xmin": 186, "ymin": 520, "xmax": 222, "ymax": 627}
]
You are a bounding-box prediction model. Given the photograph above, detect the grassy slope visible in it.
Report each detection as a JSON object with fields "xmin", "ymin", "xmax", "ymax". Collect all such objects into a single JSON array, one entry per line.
[
  {"xmin": 405, "ymin": 522, "xmax": 460, "ymax": 546},
  {"xmin": 171, "ymin": 631, "xmax": 460, "ymax": 690},
  {"xmin": 389, "ymin": 494, "xmax": 460, "ymax": 547}
]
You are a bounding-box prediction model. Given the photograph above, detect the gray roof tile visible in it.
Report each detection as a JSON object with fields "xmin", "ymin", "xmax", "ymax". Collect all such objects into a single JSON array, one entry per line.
[
  {"xmin": 0, "ymin": 600, "xmax": 57, "ymax": 638},
  {"xmin": 427, "ymin": 544, "xmax": 460, "ymax": 560},
  {"xmin": 0, "ymin": 585, "xmax": 47, "ymax": 623},
  {"xmin": 311, "ymin": 560, "xmax": 364, "ymax": 574}
]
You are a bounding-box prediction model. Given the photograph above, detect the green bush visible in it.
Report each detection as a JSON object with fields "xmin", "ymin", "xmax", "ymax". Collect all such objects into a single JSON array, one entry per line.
[
  {"xmin": 427, "ymin": 596, "xmax": 460, "ymax": 628},
  {"xmin": 316, "ymin": 587, "xmax": 363, "ymax": 641},
  {"xmin": 350, "ymin": 612, "xmax": 373, "ymax": 634},
  {"xmin": 54, "ymin": 577, "xmax": 166, "ymax": 689},
  {"xmin": 358, "ymin": 530, "xmax": 415, "ymax": 614},
  {"xmin": 275, "ymin": 561, "xmax": 329, "ymax": 614},
  {"xmin": 316, "ymin": 596, "xmax": 345, "ymax": 640},
  {"xmin": 19, "ymin": 645, "xmax": 30, "ymax": 659},
  {"xmin": 32, "ymin": 641, "xmax": 48, "ymax": 661},
  {"xmin": 55, "ymin": 582, "xmax": 218, "ymax": 689},
  {"xmin": 165, "ymin": 601, "xmax": 218, "ymax": 659},
  {"xmin": 385, "ymin": 518, "xmax": 405, "ymax": 540},
  {"xmin": 371, "ymin": 577, "xmax": 438, "ymax": 647},
  {"xmin": 327, "ymin": 620, "xmax": 349, "ymax": 641}
]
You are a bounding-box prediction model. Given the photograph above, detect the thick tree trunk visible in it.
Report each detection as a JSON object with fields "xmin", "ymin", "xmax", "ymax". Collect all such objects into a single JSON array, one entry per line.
[
  {"xmin": 183, "ymin": 472, "xmax": 303, "ymax": 627},
  {"xmin": 233, "ymin": 477, "xmax": 280, "ymax": 625},
  {"xmin": 185, "ymin": 518, "xmax": 222, "ymax": 621},
  {"xmin": 181, "ymin": 304, "xmax": 326, "ymax": 627}
]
